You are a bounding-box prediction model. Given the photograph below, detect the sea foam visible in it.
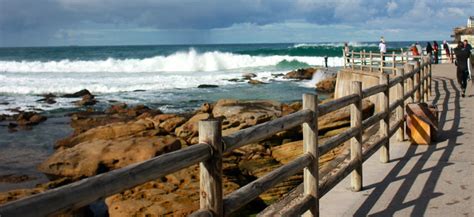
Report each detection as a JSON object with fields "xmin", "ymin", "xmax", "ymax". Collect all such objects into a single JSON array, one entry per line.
[{"xmin": 0, "ymin": 49, "xmax": 344, "ymax": 73}]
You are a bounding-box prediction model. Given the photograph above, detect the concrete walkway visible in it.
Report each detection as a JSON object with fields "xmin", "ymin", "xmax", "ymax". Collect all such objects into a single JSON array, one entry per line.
[{"xmin": 320, "ymin": 64, "xmax": 474, "ymax": 217}]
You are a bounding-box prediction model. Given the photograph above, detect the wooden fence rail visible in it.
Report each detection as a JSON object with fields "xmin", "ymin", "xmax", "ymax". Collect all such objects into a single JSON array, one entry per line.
[{"xmin": 0, "ymin": 51, "xmax": 432, "ymax": 217}]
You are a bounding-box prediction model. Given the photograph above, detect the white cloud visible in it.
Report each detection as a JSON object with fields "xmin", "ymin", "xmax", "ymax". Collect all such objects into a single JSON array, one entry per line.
[{"xmin": 386, "ymin": 1, "xmax": 398, "ymax": 14}]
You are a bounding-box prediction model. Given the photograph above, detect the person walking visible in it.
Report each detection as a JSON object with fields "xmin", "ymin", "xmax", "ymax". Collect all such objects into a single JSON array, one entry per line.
[
  {"xmin": 415, "ymin": 42, "xmax": 423, "ymax": 56},
  {"xmin": 433, "ymin": 41, "xmax": 439, "ymax": 64},
  {"xmin": 426, "ymin": 42, "xmax": 433, "ymax": 59},
  {"xmin": 379, "ymin": 38, "xmax": 386, "ymax": 66},
  {"xmin": 463, "ymin": 39, "xmax": 472, "ymax": 51},
  {"xmin": 454, "ymin": 41, "xmax": 472, "ymax": 97},
  {"xmin": 443, "ymin": 40, "xmax": 452, "ymax": 63}
]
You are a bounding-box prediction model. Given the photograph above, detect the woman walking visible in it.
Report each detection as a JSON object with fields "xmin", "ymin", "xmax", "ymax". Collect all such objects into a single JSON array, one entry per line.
[{"xmin": 433, "ymin": 41, "xmax": 439, "ymax": 64}]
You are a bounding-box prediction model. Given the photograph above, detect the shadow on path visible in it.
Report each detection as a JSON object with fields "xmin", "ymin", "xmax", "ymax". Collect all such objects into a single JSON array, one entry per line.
[{"xmin": 352, "ymin": 76, "xmax": 463, "ymax": 217}]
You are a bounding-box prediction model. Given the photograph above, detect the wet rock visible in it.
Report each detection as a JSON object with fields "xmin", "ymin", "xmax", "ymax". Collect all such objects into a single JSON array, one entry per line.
[
  {"xmin": 228, "ymin": 78, "xmax": 242, "ymax": 82},
  {"xmin": 197, "ymin": 84, "xmax": 219, "ymax": 88},
  {"xmin": 62, "ymin": 89, "xmax": 92, "ymax": 98},
  {"xmin": 316, "ymin": 76, "xmax": 337, "ymax": 93},
  {"xmin": 0, "ymin": 174, "xmax": 36, "ymax": 183},
  {"xmin": 0, "ymin": 101, "xmax": 9, "ymax": 105},
  {"xmin": 16, "ymin": 112, "xmax": 47, "ymax": 126},
  {"xmin": 39, "ymin": 135, "xmax": 181, "ymax": 179},
  {"xmin": 75, "ymin": 94, "xmax": 97, "ymax": 106},
  {"xmin": 242, "ymin": 73, "xmax": 257, "ymax": 80},
  {"xmin": 0, "ymin": 115, "xmax": 5, "ymax": 122},
  {"xmin": 271, "ymin": 73, "xmax": 285, "ymax": 77},
  {"xmin": 284, "ymin": 68, "xmax": 317, "ymax": 80},
  {"xmin": 248, "ymin": 79, "xmax": 266, "ymax": 85}
]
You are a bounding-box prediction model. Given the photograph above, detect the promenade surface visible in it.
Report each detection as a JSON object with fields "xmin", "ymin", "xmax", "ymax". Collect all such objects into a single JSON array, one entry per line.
[{"xmin": 320, "ymin": 63, "xmax": 473, "ymax": 217}]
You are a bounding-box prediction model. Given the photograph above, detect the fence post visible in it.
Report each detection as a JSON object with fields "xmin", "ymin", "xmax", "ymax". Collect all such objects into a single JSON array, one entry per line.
[
  {"xmin": 351, "ymin": 50, "xmax": 355, "ymax": 70},
  {"xmin": 392, "ymin": 51, "xmax": 396, "ymax": 74},
  {"xmin": 199, "ymin": 120, "xmax": 223, "ymax": 216},
  {"xmin": 423, "ymin": 57, "xmax": 429, "ymax": 101},
  {"xmin": 369, "ymin": 51, "xmax": 373, "ymax": 72},
  {"xmin": 379, "ymin": 73, "xmax": 390, "ymax": 163},
  {"xmin": 400, "ymin": 48, "xmax": 404, "ymax": 63},
  {"xmin": 397, "ymin": 68, "xmax": 405, "ymax": 142},
  {"xmin": 429, "ymin": 60, "xmax": 432, "ymax": 96},
  {"xmin": 405, "ymin": 63, "xmax": 415, "ymax": 103},
  {"xmin": 351, "ymin": 81, "xmax": 363, "ymax": 191},
  {"xmin": 303, "ymin": 93, "xmax": 319, "ymax": 217},
  {"xmin": 380, "ymin": 53, "xmax": 384, "ymax": 73},
  {"xmin": 414, "ymin": 60, "xmax": 421, "ymax": 103}
]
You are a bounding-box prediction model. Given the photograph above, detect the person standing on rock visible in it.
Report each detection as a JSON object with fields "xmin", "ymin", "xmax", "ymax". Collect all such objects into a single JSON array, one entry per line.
[
  {"xmin": 344, "ymin": 42, "xmax": 350, "ymax": 63},
  {"xmin": 379, "ymin": 38, "xmax": 386, "ymax": 66},
  {"xmin": 454, "ymin": 41, "xmax": 472, "ymax": 97}
]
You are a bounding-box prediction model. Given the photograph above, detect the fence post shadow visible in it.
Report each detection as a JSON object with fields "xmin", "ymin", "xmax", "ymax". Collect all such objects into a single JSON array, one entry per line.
[{"xmin": 352, "ymin": 75, "xmax": 463, "ymax": 217}]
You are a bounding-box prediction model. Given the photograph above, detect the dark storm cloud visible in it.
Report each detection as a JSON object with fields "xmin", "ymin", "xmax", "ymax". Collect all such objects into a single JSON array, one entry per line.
[{"xmin": 0, "ymin": 0, "xmax": 473, "ymax": 46}]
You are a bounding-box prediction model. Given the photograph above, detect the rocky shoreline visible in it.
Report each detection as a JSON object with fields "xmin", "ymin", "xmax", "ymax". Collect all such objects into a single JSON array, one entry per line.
[{"xmin": 0, "ymin": 68, "xmax": 358, "ymax": 216}]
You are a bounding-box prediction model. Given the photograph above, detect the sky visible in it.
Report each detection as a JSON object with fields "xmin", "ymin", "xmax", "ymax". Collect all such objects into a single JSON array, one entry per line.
[{"xmin": 0, "ymin": 0, "xmax": 473, "ymax": 47}]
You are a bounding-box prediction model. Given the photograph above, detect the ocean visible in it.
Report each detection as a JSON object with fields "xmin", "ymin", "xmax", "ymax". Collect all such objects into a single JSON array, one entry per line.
[
  {"xmin": 0, "ymin": 41, "xmax": 415, "ymax": 115},
  {"xmin": 0, "ymin": 41, "xmax": 415, "ymax": 191}
]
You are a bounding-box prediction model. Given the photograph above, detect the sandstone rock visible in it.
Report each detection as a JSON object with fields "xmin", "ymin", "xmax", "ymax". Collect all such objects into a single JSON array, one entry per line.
[
  {"xmin": 63, "ymin": 89, "xmax": 92, "ymax": 98},
  {"xmin": 212, "ymin": 99, "xmax": 282, "ymax": 136},
  {"xmin": 105, "ymin": 165, "xmax": 239, "ymax": 216},
  {"xmin": 39, "ymin": 135, "xmax": 181, "ymax": 179},
  {"xmin": 56, "ymin": 118, "xmax": 157, "ymax": 149},
  {"xmin": 284, "ymin": 68, "xmax": 317, "ymax": 80},
  {"xmin": 199, "ymin": 102, "xmax": 212, "ymax": 113},
  {"xmin": 0, "ymin": 188, "xmax": 45, "ymax": 205},
  {"xmin": 316, "ymin": 76, "xmax": 337, "ymax": 93},
  {"xmin": 158, "ymin": 116, "xmax": 186, "ymax": 133},
  {"xmin": 282, "ymin": 101, "xmax": 302, "ymax": 116},
  {"xmin": 318, "ymin": 99, "xmax": 374, "ymax": 135},
  {"xmin": 175, "ymin": 113, "xmax": 210, "ymax": 143}
]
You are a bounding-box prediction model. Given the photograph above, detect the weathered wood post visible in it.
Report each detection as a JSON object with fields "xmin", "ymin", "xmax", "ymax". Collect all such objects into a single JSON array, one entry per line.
[
  {"xmin": 400, "ymin": 48, "xmax": 404, "ymax": 63},
  {"xmin": 380, "ymin": 53, "xmax": 384, "ymax": 73},
  {"xmin": 428, "ymin": 58, "xmax": 432, "ymax": 96},
  {"xmin": 405, "ymin": 63, "xmax": 415, "ymax": 104},
  {"xmin": 423, "ymin": 56, "xmax": 430, "ymax": 101},
  {"xmin": 379, "ymin": 73, "xmax": 390, "ymax": 163},
  {"xmin": 351, "ymin": 81, "xmax": 363, "ymax": 191},
  {"xmin": 351, "ymin": 50, "xmax": 355, "ymax": 70},
  {"xmin": 343, "ymin": 49, "xmax": 347, "ymax": 69},
  {"xmin": 414, "ymin": 60, "xmax": 421, "ymax": 103},
  {"xmin": 392, "ymin": 51, "xmax": 396, "ymax": 74},
  {"xmin": 396, "ymin": 68, "xmax": 405, "ymax": 141},
  {"xmin": 369, "ymin": 51, "xmax": 373, "ymax": 72},
  {"xmin": 199, "ymin": 119, "xmax": 223, "ymax": 216},
  {"xmin": 303, "ymin": 93, "xmax": 319, "ymax": 217},
  {"xmin": 420, "ymin": 58, "xmax": 426, "ymax": 103}
]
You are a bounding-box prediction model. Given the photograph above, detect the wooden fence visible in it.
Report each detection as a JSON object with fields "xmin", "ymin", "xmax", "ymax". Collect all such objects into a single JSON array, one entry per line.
[{"xmin": 0, "ymin": 52, "xmax": 432, "ymax": 217}]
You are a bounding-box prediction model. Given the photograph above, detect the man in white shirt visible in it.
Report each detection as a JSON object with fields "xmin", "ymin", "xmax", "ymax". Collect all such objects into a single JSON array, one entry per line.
[{"xmin": 379, "ymin": 38, "xmax": 387, "ymax": 65}]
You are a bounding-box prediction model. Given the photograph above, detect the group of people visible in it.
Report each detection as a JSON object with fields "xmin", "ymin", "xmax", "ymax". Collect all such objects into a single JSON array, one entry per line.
[{"xmin": 454, "ymin": 39, "xmax": 472, "ymax": 97}]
